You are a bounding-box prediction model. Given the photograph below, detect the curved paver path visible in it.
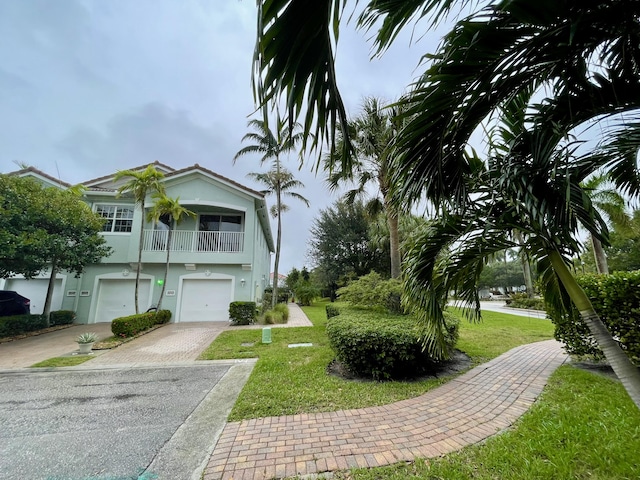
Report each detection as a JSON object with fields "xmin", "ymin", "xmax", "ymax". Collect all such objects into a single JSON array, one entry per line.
[{"xmin": 204, "ymin": 339, "xmax": 568, "ymax": 480}]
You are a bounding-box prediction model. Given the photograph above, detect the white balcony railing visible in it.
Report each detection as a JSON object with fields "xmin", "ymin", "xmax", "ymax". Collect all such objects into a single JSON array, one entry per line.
[{"xmin": 142, "ymin": 230, "xmax": 244, "ymax": 253}]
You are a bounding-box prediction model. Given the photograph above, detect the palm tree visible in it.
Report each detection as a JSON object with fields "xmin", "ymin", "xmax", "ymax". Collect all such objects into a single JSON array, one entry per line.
[
  {"xmin": 582, "ymin": 173, "xmax": 631, "ymax": 274},
  {"xmin": 252, "ymin": 0, "xmax": 640, "ymax": 408},
  {"xmin": 234, "ymin": 116, "xmax": 306, "ymax": 307},
  {"xmin": 326, "ymin": 97, "xmax": 404, "ymax": 278},
  {"xmin": 147, "ymin": 194, "xmax": 195, "ymax": 310},
  {"xmin": 247, "ymin": 165, "xmax": 310, "ymax": 307},
  {"xmin": 115, "ymin": 165, "xmax": 165, "ymax": 313}
]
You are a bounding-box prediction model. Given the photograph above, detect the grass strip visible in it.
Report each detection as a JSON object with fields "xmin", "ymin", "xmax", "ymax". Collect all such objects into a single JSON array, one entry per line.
[{"xmin": 31, "ymin": 356, "xmax": 95, "ymax": 368}]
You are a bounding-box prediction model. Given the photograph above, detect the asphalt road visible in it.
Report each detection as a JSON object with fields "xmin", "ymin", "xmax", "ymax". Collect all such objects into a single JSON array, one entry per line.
[{"xmin": 0, "ymin": 361, "xmax": 255, "ymax": 480}]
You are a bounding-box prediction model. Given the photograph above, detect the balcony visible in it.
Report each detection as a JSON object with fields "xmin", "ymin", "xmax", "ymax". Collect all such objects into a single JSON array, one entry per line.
[{"xmin": 142, "ymin": 230, "xmax": 244, "ymax": 253}]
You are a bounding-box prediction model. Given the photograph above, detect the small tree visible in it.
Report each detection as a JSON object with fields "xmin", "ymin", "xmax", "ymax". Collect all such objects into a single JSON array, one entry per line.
[
  {"xmin": 0, "ymin": 175, "xmax": 112, "ymax": 324},
  {"xmin": 147, "ymin": 194, "xmax": 195, "ymax": 309},
  {"xmin": 115, "ymin": 165, "xmax": 165, "ymax": 313}
]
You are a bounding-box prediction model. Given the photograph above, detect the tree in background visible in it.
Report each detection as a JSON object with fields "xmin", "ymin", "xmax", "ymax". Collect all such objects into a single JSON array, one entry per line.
[
  {"xmin": 0, "ymin": 175, "xmax": 111, "ymax": 324},
  {"xmin": 235, "ymin": 116, "xmax": 307, "ymax": 308},
  {"xmin": 308, "ymin": 199, "xmax": 390, "ymax": 300},
  {"xmin": 582, "ymin": 173, "xmax": 630, "ymax": 274},
  {"xmin": 325, "ymin": 97, "xmax": 405, "ymax": 278},
  {"xmin": 147, "ymin": 194, "xmax": 195, "ymax": 309},
  {"xmin": 247, "ymin": 165, "xmax": 310, "ymax": 307},
  {"xmin": 579, "ymin": 209, "xmax": 640, "ymax": 273},
  {"xmin": 115, "ymin": 165, "xmax": 165, "ymax": 314}
]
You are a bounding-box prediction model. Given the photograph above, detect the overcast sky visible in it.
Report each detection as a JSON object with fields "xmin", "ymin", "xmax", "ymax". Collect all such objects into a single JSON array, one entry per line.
[{"xmin": 0, "ymin": 1, "xmax": 450, "ymax": 274}]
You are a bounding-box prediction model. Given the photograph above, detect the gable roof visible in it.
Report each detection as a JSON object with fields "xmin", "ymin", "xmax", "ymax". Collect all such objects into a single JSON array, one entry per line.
[
  {"xmin": 7, "ymin": 166, "xmax": 71, "ymax": 189},
  {"xmin": 5, "ymin": 162, "xmax": 276, "ymax": 253},
  {"xmin": 83, "ymin": 160, "xmax": 176, "ymax": 188}
]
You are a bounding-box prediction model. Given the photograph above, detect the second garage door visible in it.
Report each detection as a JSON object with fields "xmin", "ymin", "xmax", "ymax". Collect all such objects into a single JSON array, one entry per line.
[
  {"xmin": 178, "ymin": 278, "xmax": 233, "ymax": 322},
  {"xmin": 94, "ymin": 279, "xmax": 151, "ymax": 323}
]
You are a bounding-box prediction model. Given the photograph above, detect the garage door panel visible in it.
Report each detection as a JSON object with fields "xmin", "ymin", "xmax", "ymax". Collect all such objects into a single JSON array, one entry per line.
[
  {"xmin": 95, "ymin": 279, "xmax": 151, "ymax": 323},
  {"xmin": 179, "ymin": 279, "xmax": 232, "ymax": 322},
  {"xmin": 4, "ymin": 278, "xmax": 63, "ymax": 314}
]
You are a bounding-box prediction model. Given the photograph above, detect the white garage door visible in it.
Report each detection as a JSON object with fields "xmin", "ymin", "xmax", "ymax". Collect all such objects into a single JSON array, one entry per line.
[
  {"xmin": 94, "ymin": 279, "xmax": 151, "ymax": 323},
  {"xmin": 4, "ymin": 278, "xmax": 63, "ymax": 314},
  {"xmin": 179, "ymin": 279, "xmax": 233, "ymax": 322}
]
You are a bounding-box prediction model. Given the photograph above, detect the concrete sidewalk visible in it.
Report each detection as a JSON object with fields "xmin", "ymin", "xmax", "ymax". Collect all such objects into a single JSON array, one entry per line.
[{"xmin": 203, "ymin": 340, "xmax": 568, "ymax": 480}]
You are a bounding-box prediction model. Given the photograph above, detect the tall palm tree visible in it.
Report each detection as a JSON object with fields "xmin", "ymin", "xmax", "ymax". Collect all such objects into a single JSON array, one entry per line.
[
  {"xmin": 582, "ymin": 173, "xmax": 631, "ymax": 274},
  {"xmin": 147, "ymin": 194, "xmax": 195, "ymax": 310},
  {"xmin": 234, "ymin": 116, "xmax": 305, "ymax": 307},
  {"xmin": 253, "ymin": 0, "xmax": 640, "ymax": 408},
  {"xmin": 326, "ymin": 97, "xmax": 404, "ymax": 278},
  {"xmin": 247, "ymin": 165, "xmax": 310, "ymax": 307},
  {"xmin": 115, "ymin": 165, "xmax": 165, "ymax": 313}
]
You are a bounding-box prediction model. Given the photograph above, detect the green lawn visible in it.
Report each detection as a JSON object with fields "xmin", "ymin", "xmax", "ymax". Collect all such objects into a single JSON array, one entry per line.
[
  {"xmin": 199, "ymin": 302, "xmax": 640, "ymax": 478},
  {"xmin": 199, "ymin": 302, "xmax": 555, "ymax": 421}
]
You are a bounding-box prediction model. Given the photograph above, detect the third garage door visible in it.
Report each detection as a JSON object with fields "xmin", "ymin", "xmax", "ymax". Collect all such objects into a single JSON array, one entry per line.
[{"xmin": 178, "ymin": 279, "xmax": 233, "ymax": 322}]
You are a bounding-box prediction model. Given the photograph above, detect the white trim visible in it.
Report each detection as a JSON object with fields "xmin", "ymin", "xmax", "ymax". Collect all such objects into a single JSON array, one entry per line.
[
  {"xmin": 175, "ymin": 272, "xmax": 235, "ymax": 323},
  {"xmin": 88, "ymin": 272, "xmax": 154, "ymax": 324},
  {"xmin": 184, "ymin": 200, "xmax": 247, "ymax": 212}
]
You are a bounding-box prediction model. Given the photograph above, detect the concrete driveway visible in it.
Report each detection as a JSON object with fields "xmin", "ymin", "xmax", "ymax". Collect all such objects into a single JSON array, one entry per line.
[{"xmin": 0, "ymin": 360, "xmax": 255, "ymax": 480}]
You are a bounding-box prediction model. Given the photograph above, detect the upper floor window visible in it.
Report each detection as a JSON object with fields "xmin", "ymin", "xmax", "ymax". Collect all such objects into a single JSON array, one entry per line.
[{"xmin": 96, "ymin": 204, "xmax": 134, "ymax": 233}]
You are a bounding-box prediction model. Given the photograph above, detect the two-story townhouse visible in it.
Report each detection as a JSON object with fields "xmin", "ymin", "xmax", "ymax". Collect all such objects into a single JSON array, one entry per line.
[{"xmin": 2, "ymin": 162, "xmax": 275, "ymax": 324}]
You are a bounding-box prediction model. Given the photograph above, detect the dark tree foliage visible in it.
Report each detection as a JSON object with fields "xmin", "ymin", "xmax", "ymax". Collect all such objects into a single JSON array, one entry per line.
[{"xmin": 308, "ymin": 200, "xmax": 390, "ymax": 298}]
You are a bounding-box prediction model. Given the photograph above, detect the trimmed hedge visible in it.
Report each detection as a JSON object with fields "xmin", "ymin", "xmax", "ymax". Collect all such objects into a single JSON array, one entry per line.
[
  {"xmin": 505, "ymin": 293, "xmax": 545, "ymax": 311},
  {"xmin": 111, "ymin": 310, "xmax": 172, "ymax": 337},
  {"xmin": 326, "ymin": 310, "xmax": 460, "ymax": 380},
  {"xmin": 229, "ymin": 301, "xmax": 257, "ymax": 325},
  {"xmin": 550, "ymin": 271, "xmax": 640, "ymax": 365},
  {"xmin": 50, "ymin": 310, "xmax": 76, "ymax": 325},
  {"xmin": 326, "ymin": 304, "xmax": 340, "ymax": 319},
  {"xmin": 0, "ymin": 314, "xmax": 48, "ymax": 337}
]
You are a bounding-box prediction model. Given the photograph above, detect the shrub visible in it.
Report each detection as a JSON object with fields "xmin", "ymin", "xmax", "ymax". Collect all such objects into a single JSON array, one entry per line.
[
  {"xmin": 337, "ymin": 272, "xmax": 405, "ymax": 314},
  {"xmin": 155, "ymin": 310, "xmax": 172, "ymax": 324},
  {"xmin": 326, "ymin": 304, "xmax": 340, "ymax": 319},
  {"xmin": 263, "ymin": 309, "xmax": 282, "ymax": 324},
  {"xmin": 273, "ymin": 303, "xmax": 289, "ymax": 321},
  {"xmin": 111, "ymin": 312, "xmax": 157, "ymax": 337},
  {"xmin": 550, "ymin": 271, "xmax": 640, "ymax": 364},
  {"xmin": 505, "ymin": 293, "xmax": 545, "ymax": 311},
  {"xmin": 326, "ymin": 310, "xmax": 460, "ymax": 380},
  {"xmin": 295, "ymin": 284, "xmax": 320, "ymax": 306},
  {"xmin": 261, "ymin": 289, "xmax": 290, "ymax": 312},
  {"xmin": 0, "ymin": 314, "xmax": 48, "ymax": 337},
  {"xmin": 229, "ymin": 301, "xmax": 257, "ymax": 325},
  {"xmin": 49, "ymin": 310, "xmax": 76, "ymax": 325}
]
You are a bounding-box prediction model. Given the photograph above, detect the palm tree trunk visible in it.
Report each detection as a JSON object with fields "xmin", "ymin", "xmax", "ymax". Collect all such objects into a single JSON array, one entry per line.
[
  {"xmin": 135, "ymin": 199, "xmax": 145, "ymax": 314},
  {"xmin": 548, "ymin": 249, "xmax": 640, "ymax": 409},
  {"xmin": 273, "ymin": 185, "xmax": 282, "ymax": 309},
  {"xmin": 591, "ymin": 235, "xmax": 609, "ymax": 274},
  {"xmin": 157, "ymin": 228, "xmax": 171, "ymax": 310},
  {"xmin": 387, "ymin": 208, "xmax": 401, "ymax": 279},
  {"xmin": 521, "ymin": 256, "xmax": 534, "ymax": 297},
  {"xmin": 42, "ymin": 259, "xmax": 58, "ymax": 327}
]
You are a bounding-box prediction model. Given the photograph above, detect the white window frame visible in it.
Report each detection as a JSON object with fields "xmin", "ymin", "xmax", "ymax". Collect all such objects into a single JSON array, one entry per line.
[{"xmin": 95, "ymin": 204, "xmax": 135, "ymax": 234}]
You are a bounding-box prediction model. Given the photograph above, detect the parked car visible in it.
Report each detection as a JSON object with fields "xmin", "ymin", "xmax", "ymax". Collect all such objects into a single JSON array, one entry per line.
[{"xmin": 0, "ymin": 291, "xmax": 31, "ymax": 316}]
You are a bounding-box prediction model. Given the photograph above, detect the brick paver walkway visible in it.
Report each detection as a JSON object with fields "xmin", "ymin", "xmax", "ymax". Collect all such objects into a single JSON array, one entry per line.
[
  {"xmin": 203, "ymin": 339, "xmax": 568, "ymax": 480},
  {"xmin": 90, "ymin": 323, "xmax": 228, "ymax": 365}
]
